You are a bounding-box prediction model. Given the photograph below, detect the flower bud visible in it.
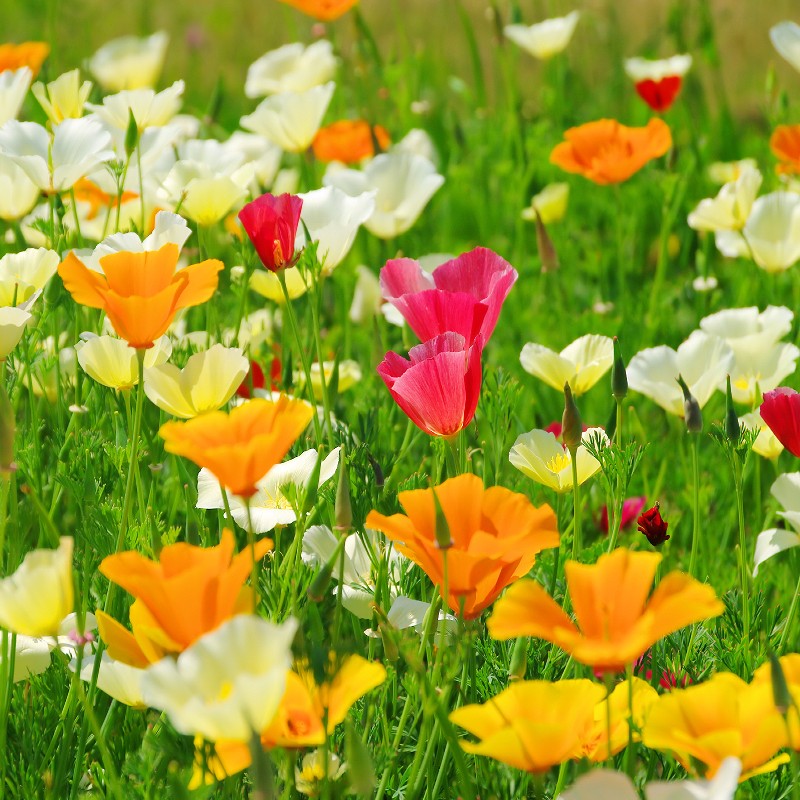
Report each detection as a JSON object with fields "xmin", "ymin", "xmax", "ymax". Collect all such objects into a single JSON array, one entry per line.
[
  {"xmin": 611, "ymin": 336, "xmax": 628, "ymax": 401},
  {"xmin": 345, "ymin": 718, "xmax": 377, "ymax": 794},
  {"xmin": 334, "ymin": 445, "xmax": 352, "ymax": 533},
  {"xmin": 677, "ymin": 375, "xmax": 702, "ymax": 434},
  {"xmin": 637, "ymin": 502, "xmax": 670, "ymax": 546},
  {"xmin": 768, "ymin": 651, "xmax": 792, "ymax": 716},
  {"xmin": 307, "ymin": 535, "xmax": 344, "ymax": 603},
  {"xmin": 534, "ymin": 210, "xmax": 559, "ymax": 273},
  {"xmin": 725, "ymin": 375, "xmax": 741, "ymax": 442},
  {"xmin": 509, "ymin": 635, "xmax": 528, "ymax": 681},
  {"xmin": 561, "ymin": 382, "xmax": 583, "ymax": 451},
  {"xmin": 433, "ymin": 489, "xmax": 453, "ymax": 549},
  {"xmin": 124, "ymin": 108, "xmax": 139, "ymax": 157}
]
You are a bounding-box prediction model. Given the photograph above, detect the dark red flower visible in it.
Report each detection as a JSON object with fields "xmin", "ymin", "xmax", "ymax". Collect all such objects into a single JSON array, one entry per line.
[
  {"xmin": 235, "ymin": 352, "xmax": 282, "ymax": 399},
  {"xmin": 599, "ymin": 496, "xmax": 647, "ymax": 534},
  {"xmin": 760, "ymin": 387, "xmax": 800, "ymax": 458},
  {"xmin": 238, "ymin": 193, "xmax": 303, "ymax": 272},
  {"xmin": 637, "ymin": 502, "xmax": 669, "ymax": 546}
]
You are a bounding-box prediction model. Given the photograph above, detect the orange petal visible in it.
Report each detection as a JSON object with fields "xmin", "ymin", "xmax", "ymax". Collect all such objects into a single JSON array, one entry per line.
[
  {"xmin": 99, "ymin": 243, "xmax": 179, "ymax": 297},
  {"xmin": 58, "ymin": 252, "xmax": 109, "ymax": 309},
  {"xmin": 487, "ymin": 578, "xmax": 577, "ymax": 643},
  {"xmin": 100, "ymin": 280, "xmax": 185, "ymax": 348},
  {"xmin": 174, "ymin": 259, "xmax": 224, "ymax": 309},
  {"xmin": 95, "ymin": 610, "xmax": 151, "ymax": 668}
]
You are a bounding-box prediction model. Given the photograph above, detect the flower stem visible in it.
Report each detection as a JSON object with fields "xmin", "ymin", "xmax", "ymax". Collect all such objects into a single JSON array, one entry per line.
[
  {"xmin": 308, "ymin": 268, "xmax": 334, "ymax": 448},
  {"xmin": 732, "ymin": 449, "xmax": 751, "ymax": 648},
  {"xmin": 687, "ymin": 435, "xmax": 701, "ymax": 578},
  {"xmin": 779, "ymin": 572, "xmax": 800, "ymax": 655},
  {"xmin": 246, "ymin": 499, "xmax": 260, "ymax": 613},
  {"xmin": 569, "ymin": 446, "xmax": 582, "ymax": 560}
]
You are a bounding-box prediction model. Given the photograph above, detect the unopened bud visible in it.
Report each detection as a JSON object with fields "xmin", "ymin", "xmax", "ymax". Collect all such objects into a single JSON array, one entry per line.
[
  {"xmin": 677, "ymin": 375, "xmax": 703, "ymax": 434},
  {"xmin": 535, "ymin": 210, "xmax": 559, "ymax": 273},
  {"xmin": 769, "ymin": 651, "xmax": 792, "ymax": 716},
  {"xmin": 509, "ymin": 636, "xmax": 528, "ymax": 681},
  {"xmin": 378, "ymin": 622, "xmax": 399, "ymax": 662},
  {"xmin": 725, "ymin": 375, "xmax": 740, "ymax": 442},
  {"xmin": 611, "ymin": 336, "xmax": 628, "ymax": 401},
  {"xmin": 307, "ymin": 536, "xmax": 344, "ymax": 603},
  {"xmin": 345, "ymin": 718, "xmax": 377, "ymax": 794},
  {"xmin": 433, "ymin": 489, "xmax": 453, "ymax": 549},
  {"xmin": 334, "ymin": 445, "xmax": 352, "ymax": 532},
  {"xmin": 124, "ymin": 108, "xmax": 139, "ymax": 157},
  {"xmin": 562, "ymin": 382, "xmax": 583, "ymax": 450}
]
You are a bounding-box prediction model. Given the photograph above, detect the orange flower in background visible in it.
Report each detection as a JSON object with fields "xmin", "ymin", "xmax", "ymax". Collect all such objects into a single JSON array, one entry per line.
[
  {"xmin": 771, "ymin": 125, "xmax": 800, "ymax": 175},
  {"xmin": 488, "ymin": 548, "xmax": 723, "ymax": 672},
  {"xmin": 365, "ymin": 473, "xmax": 559, "ymax": 619},
  {"xmin": 0, "ymin": 42, "xmax": 49, "ymax": 76},
  {"xmin": 96, "ymin": 529, "xmax": 272, "ymax": 667},
  {"xmin": 58, "ymin": 243, "xmax": 222, "ymax": 349},
  {"xmin": 550, "ymin": 118, "xmax": 672, "ymax": 184},
  {"xmin": 277, "ymin": 0, "xmax": 360, "ymax": 21},
  {"xmin": 312, "ymin": 120, "xmax": 391, "ymax": 163},
  {"xmin": 73, "ymin": 179, "xmax": 139, "ymax": 221},
  {"xmin": 192, "ymin": 654, "xmax": 386, "ymax": 785},
  {"xmin": 159, "ymin": 396, "xmax": 314, "ymax": 498}
]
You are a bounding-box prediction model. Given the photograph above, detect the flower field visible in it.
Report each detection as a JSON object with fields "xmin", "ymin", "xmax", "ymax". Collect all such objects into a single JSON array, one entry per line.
[{"xmin": 5, "ymin": 0, "xmax": 800, "ymax": 798}]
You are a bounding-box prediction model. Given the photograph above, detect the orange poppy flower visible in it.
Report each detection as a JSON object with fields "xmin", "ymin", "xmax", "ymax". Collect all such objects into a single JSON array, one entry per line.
[
  {"xmin": 191, "ymin": 654, "xmax": 386, "ymax": 785},
  {"xmin": 72, "ymin": 179, "xmax": 139, "ymax": 221},
  {"xmin": 95, "ymin": 528, "xmax": 272, "ymax": 667},
  {"xmin": 550, "ymin": 118, "xmax": 672, "ymax": 184},
  {"xmin": 487, "ymin": 548, "xmax": 723, "ymax": 672},
  {"xmin": 365, "ymin": 473, "xmax": 559, "ymax": 619},
  {"xmin": 277, "ymin": 0, "xmax": 359, "ymax": 21},
  {"xmin": 771, "ymin": 125, "xmax": 800, "ymax": 176},
  {"xmin": 312, "ymin": 120, "xmax": 391, "ymax": 163},
  {"xmin": 159, "ymin": 395, "xmax": 314, "ymax": 498},
  {"xmin": 58, "ymin": 243, "xmax": 223, "ymax": 349},
  {"xmin": 0, "ymin": 42, "xmax": 49, "ymax": 77}
]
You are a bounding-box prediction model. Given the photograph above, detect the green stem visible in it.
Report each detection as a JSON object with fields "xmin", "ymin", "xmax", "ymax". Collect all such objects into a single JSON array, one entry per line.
[
  {"xmin": 247, "ymin": 500, "xmax": 260, "ymax": 612},
  {"xmin": 569, "ymin": 446, "xmax": 582, "ymax": 560},
  {"xmin": 687, "ymin": 436, "xmax": 701, "ymax": 577},
  {"xmin": 624, "ymin": 664, "xmax": 635, "ymax": 778},
  {"xmin": 733, "ymin": 450, "xmax": 751, "ymax": 647},
  {"xmin": 308, "ymin": 268, "xmax": 334, "ymax": 448},
  {"xmin": 779, "ymin": 574, "xmax": 800, "ymax": 655}
]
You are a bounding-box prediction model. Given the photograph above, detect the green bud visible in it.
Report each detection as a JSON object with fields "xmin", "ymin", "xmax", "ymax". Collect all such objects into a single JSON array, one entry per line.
[
  {"xmin": 508, "ymin": 636, "xmax": 528, "ymax": 681},
  {"xmin": 378, "ymin": 622, "xmax": 399, "ymax": 662},
  {"xmin": 0, "ymin": 382, "xmax": 14, "ymax": 473},
  {"xmin": 433, "ymin": 489, "xmax": 453, "ymax": 550},
  {"xmin": 204, "ymin": 76, "xmax": 224, "ymax": 127},
  {"xmin": 561, "ymin": 382, "xmax": 583, "ymax": 450},
  {"xmin": 769, "ymin": 651, "xmax": 792, "ymax": 715},
  {"xmin": 345, "ymin": 718, "xmax": 377, "ymax": 794},
  {"xmin": 611, "ymin": 336, "xmax": 628, "ymax": 401},
  {"xmin": 677, "ymin": 375, "xmax": 702, "ymax": 434},
  {"xmin": 534, "ymin": 210, "xmax": 559, "ymax": 273},
  {"xmin": 307, "ymin": 536, "xmax": 344, "ymax": 603},
  {"xmin": 299, "ymin": 451, "xmax": 323, "ymax": 517},
  {"xmin": 724, "ymin": 375, "xmax": 740, "ymax": 442},
  {"xmin": 334, "ymin": 445, "xmax": 352, "ymax": 533},
  {"xmin": 124, "ymin": 108, "xmax": 139, "ymax": 158}
]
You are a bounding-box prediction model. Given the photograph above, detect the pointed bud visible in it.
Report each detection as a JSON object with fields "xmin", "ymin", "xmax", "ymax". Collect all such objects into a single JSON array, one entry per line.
[
  {"xmin": 534, "ymin": 210, "xmax": 559, "ymax": 273},
  {"xmin": 124, "ymin": 108, "xmax": 139, "ymax": 157},
  {"xmin": 300, "ymin": 451, "xmax": 323, "ymax": 517},
  {"xmin": 205, "ymin": 76, "xmax": 224, "ymax": 127},
  {"xmin": 0, "ymin": 383, "xmax": 14, "ymax": 473},
  {"xmin": 677, "ymin": 375, "xmax": 702, "ymax": 434},
  {"xmin": 562, "ymin": 382, "xmax": 583, "ymax": 451},
  {"xmin": 769, "ymin": 651, "xmax": 792, "ymax": 716},
  {"xmin": 611, "ymin": 336, "xmax": 628, "ymax": 401},
  {"xmin": 433, "ymin": 489, "xmax": 453, "ymax": 550},
  {"xmin": 334, "ymin": 446, "xmax": 352, "ymax": 533},
  {"xmin": 345, "ymin": 719, "xmax": 377, "ymax": 794},
  {"xmin": 725, "ymin": 375, "xmax": 741, "ymax": 442},
  {"xmin": 378, "ymin": 622, "xmax": 399, "ymax": 662},
  {"xmin": 307, "ymin": 536, "xmax": 344, "ymax": 603},
  {"xmin": 509, "ymin": 636, "xmax": 528, "ymax": 681}
]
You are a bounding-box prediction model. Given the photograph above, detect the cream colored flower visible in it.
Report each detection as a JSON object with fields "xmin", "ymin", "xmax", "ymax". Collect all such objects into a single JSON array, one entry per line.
[
  {"xmin": 349, "ymin": 265, "xmax": 382, "ymax": 323},
  {"xmin": 520, "ymin": 334, "xmax": 613, "ymax": 395},
  {"xmin": 144, "ymin": 344, "xmax": 249, "ymax": 418},
  {"xmin": 296, "ymin": 750, "xmax": 347, "ymax": 796},
  {"xmin": 2, "ymin": 635, "xmax": 53, "ymax": 683},
  {"xmin": 241, "ymin": 82, "xmax": 335, "ymax": 153},
  {"xmin": 89, "ymin": 31, "xmax": 169, "ymax": 92},
  {"xmin": 0, "ymin": 538, "xmax": 73, "ymax": 637},
  {"xmin": 72, "ymin": 653, "xmax": 146, "ymax": 708},
  {"xmin": 0, "ymin": 305, "xmax": 33, "ymax": 361},
  {"xmin": 0, "ymin": 248, "xmax": 59, "ymax": 306},
  {"xmin": 224, "ymin": 132, "xmax": 283, "ymax": 190},
  {"xmin": 245, "ymin": 40, "xmax": 337, "ymax": 97},
  {"xmin": 707, "ymin": 159, "xmax": 758, "ymax": 185},
  {"xmin": 522, "ymin": 183, "xmax": 569, "ymax": 225},
  {"xmin": 504, "ymin": 11, "xmax": 580, "ymax": 60},
  {"xmin": 754, "ymin": 473, "xmax": 800, "ymax": 576},
  {"xmin": 0, "ymin": 155, "xmax": 39, "ymax": 221},
  {"xmin": 624, "ymin": 54, "xmax": 692, "ymax": 83},
  {"xmin": 297, "ymin": 360, "xmax": 362, "ymax": 400},
  {"xmin": 740, "ymin": 410, "xmax": 783, "ymax": 461},
  {"xmin": 509, "ymin": 427, "xmax": 607, "ymax": 493},
  {"xmin": 771, "ymin": 22, "xmax": 800, "ymax": 73},
  {"xmin": 249, "ymin": 266, "xmax": 310, "ymax": 303},
  {"xmin": 32, "ymin": 69, "xmax": 92, "ymax": 124},
  {"xmin": 0, "ymin": 68, "xmax": 33, "ymax": 127},
  {"xmin": 688, "ymin": 165, "xmax": 761, "ymax": 232},
  {"xmin": 141, "ymin": 615, "xmax": 297, "ymax": 742},
  {"xmin": 76, "ymin": 334, "xmax": 171, "ymax": 390},
  {"xmin": 87, "ymin": 80, "xmax": 184, "ymax": 131}
]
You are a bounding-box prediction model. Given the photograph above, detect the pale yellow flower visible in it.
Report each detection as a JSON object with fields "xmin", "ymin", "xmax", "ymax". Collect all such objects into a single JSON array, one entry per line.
[
  {"xmin": 740, "ymin": 410, "xmax": 784, "ymax": 461},
  {"xmin": 0, "ymin": 154, "xmax": 39, "ymax": 221},
  {"xmin": 520, "ymin": 334, "xmax": 613, "ymax": 395},
  {"xmin": 296, "ymin": 360, "xmax": 362, "ymax": 400},
  {"xmin": 86, "ymin": 81, "xmax": 184, "ymax": 131},
  {"xmin": 0, "ymin": 248, "xmax": 59, "ymax": 307},
  {"xmin": 89, "ymin": 31, "xmax": 169, "ymax": 92},
  {"xmin": 76, "ymin": 334, "xmax": 171, "ymax": 390},
  {"xmin": 0, "ymin": 538, "xmax": 73, "ymax": 637},
  {"xmin": 0, "ymin": 304, "xmax": 33, "ymax": 361},
  {"xmin": 250, "ymin": 266, "xmax": 310, "ymax": 303},
  {"xmin": 31, "ymin": 69, "xmax": 92, "ymax": 124},
  {"xmin": 295, "ymin": 750, "xmax": 347, "ymax": 796},
  {"xmin": 521, "ymin": 183, "xmax": 569, "ymax": 225}
]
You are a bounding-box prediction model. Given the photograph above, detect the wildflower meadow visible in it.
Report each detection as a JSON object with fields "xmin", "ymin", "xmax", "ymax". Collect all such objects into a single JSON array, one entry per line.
[{"xmin": 6, "ymin": 0, "xmax": 800, "ymax": 797}]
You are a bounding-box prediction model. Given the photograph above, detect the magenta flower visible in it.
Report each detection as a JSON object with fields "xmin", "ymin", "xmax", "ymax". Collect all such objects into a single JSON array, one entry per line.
[
  {"xmin": 599, "ymin": 496, "xmax": 647, "ymax": 534},
  {"xmin": 238, "ymin": 192, "xmax": 303, "ymax": 272},
  {"xmin": 377, "ymin": 333, "xmax": 482, "ymax": 437},
  {"xmin": 760, "ymin": 387, "xmax": 800, "ymax": 458},
  {"xmin": 380, "ymin": 247, "xmax": 517, "ymax": 345}
]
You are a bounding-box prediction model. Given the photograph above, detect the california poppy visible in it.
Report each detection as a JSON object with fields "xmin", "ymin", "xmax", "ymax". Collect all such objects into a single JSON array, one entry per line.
[
  {"xmin": 276, "ymin": 0, "xmax": 360, "ymax": 21},
  {"xmin": 312, "ymin": 120, "xmax": 390, "ymax": 163},
  {"xmin": 58, "ymin": 243, "xmax": 223, "ymax": 349},
  {"xmin": 624, "ymin": 55, "xmax": 692, "ymax": 113},
  {"xmin": 238, "ymin": 193, "xmax": 303, "ymax": 273},
  {"xmin": 0, "ymin": 42, "xmax": 49, "ymax": 76},
  {"xmin": 771, "ymin": 125, "xmax": 800, "ymax": 176},
  {"xmin": 365, "ymin": 473, "xmax": 559, "ymax": 618},
  {"xmin": 550, "ymin": 118, "xmax": 672, "ymax": 184}
]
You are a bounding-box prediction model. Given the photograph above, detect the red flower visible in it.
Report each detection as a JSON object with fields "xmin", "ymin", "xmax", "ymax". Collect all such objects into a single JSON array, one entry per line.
[
  {"xmin": 599, "ymin": 496, "xmax": 647, "ymax": 534},
  {"xmin": 377, "ymin": 333, "xmax": 482, "ymax": 437},
  {"xmin": 236, "ymin": 352, "xmax": 283, "ymax": 399},
  {"xmin": 760, "ymin": 387, "xmax": 800, "ymax": 457},
  {"xmin": 624, "ymin": 55, "xmax": 692, "ymax": 113},
  {"xmin": 238, "ymin": 193, "xmax": 303, "ymax": 272},
  {"xmin": 637, "ymin": 502, "xmax": 669, "ymax": 546}
]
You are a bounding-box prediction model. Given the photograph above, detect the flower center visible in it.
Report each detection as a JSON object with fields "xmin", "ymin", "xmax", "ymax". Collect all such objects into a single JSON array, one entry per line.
[{"xmin": 546, "ymin": 452, "xmax": 571, "ymax": 473}]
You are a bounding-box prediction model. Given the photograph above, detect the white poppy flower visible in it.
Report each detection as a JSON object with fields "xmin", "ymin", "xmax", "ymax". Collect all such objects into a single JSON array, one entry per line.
[
  {"xmin": 0, "ymin": 248, "xmax": 59, "ymax": 307},
  {"xmin": 740, "ymin": 410, "xmax": 783, "ymax": 461},
  {"xmin": 86, "ymin": 80, "xmax": 184, "ymax": 131},
  {"xmin": 0, "ymin": 117, "xmax": 114, "ymax": 193},
  {"xmin": 0, "ymin": 635, "xmax": 52, "ymax": 683},
  {"xmin": 771, "ymin": 22, "xmax": 800, "ymax": 73},
  {"xmin": 71, "ymin": 652, "xmax": 146, "ymax": 708},
  {"xmin": 323, "ymin": 151, "xmax": 444, "ymax": 239},
  {"xmin": 688, "ymin": 165, "xmax": 762, "ymax": 232},
  {"xmin": 740, "ymin": 192, "xmax": 800, "ymax": 272},
  {"xmin": 627, "ymin": 330, "xmax": 734, "ymax": 416},
  {"xmin": 349, "ymin": 265, "xmax": 382, "ymax": 323},
  {"xmin": 245, "ymin": 40, "xmax": 337, "ymax": 97},
  {"xmin": 754, "ymin": 473, "xmax": 800, "ymax": 576},
  {"xmin": 76, "ymin": 334, "xmax": 171, "ymax": 391},
  {"xmin": 520, "ymin": 334, "xmax": 613, "ymax": 395},
  {"xmin": 624, "ymin": 54, "xmax": 692, "ymax": 83},
  {"xmin": 31, "ymin": 69, "xmax": 92, "ymax": 124},
  {"xmin": 197, "ymin": 447, "xmax": 339, "ymax": 533},
  {"xmin": 504, "ymin": 11, "xmax": 580, "ymax": 60},
  {"xmin": 240, "ymin": 82, "xmax": 335, "ymax": 153},
  {"xmin": 141, "ymin": 615, "xmax": 297, "ymax": 742},
  {"xmin": 224, "ymin": 132, "xmax": 283, "ymax": 189},
  {"xmin": 88, "ymin": 31, "xmax": 169, "ymax": 92},
  {"xmin": 0, "ymin": 68, "xmax": 33, "ymax": 127},
  {"xmin": 392, "ymin": 128, "xmax": 438, "ymax": 165},
  {"xmin": 365, "ymin": 596, "xmax": 457, "ymax": 646},
  {"xmin": 509, "ymin": 427, "xmax": 608, "ymax": 493},
  {"xmin": 0, "ymin": 154, "xmax": 39, "ymax": 221},
  {"xmin": 0, "ymin": 305, "xmax": 33, "ymax": 360}
]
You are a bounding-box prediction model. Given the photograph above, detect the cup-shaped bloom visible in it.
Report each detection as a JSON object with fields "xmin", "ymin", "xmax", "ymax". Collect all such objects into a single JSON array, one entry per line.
[
  {"xmin": 488, "ymin": 548, "xmax": 724, "ymax": 672},
  {"xmin": 0, "ymin": 303, "xmax": 32, "ymax": 360},
  {"xmin": 276, "ymin": 0, "xmax": 359, "ymax": 21},
  {"xmin": 643, "ymin": 673, "xmax": 788, "ymax": 781},
  {"xmin": 520, "ymin": 334, "xmax": 613, "ymax": 395},
  {"xmin": 245, "ymin": 41, "xmax": 337, "ymax": 97},
  {"xmin": 450, "ymin": 679, "xmax": 606, "ymax": 772},
  {"xmin": 72, "ymin": 652, "xmax": 146, "ymax": 708},
  {"xmin": 753, "ymin": 653, "xmax": 800, "ymax": 748},
  {"xmin": 86, "ymin": 81, "xmax": 184, "ymax": 131},
  {"xmin": 32, "ymin": 69, "xmax": 92, "ymax": 124},
  {"xmin": 239, "ymin": 192, "xmax": 303, "ymax": 272},
  {"xmin": 701, "ymin": 305, "xmax": 793, "ymax": 356},
  {"xmin": 241, "ymin": 82, "xmax": 335, "ymax": 153},
  {"xmin": 771, "ymin": 125, "xmax": 800, "ymax": 176},
  {"xmin": 627, "ymin": 330, "xmax": 734, "ymax": 416},
  {"xmin": 737, "ymin": 192, "xmax": 800, "ymax": 273},
  {"xmin": 0, "ymin": 118, "xmax": 114, "ymax": 193},
  {"xmin": 323, "ymin": 151, "xmax": 444, "ymax": 238},
  {"xmin": 365, "ymin": 473, "xmax": 559, "ymax": 618},
  {"xmin": 521, "ymin": 182, "xmax": 569, "ymax": 225},
  {"xmin": 198, "ymin": 447, "xmax": 339, "ymax": 533},
  {"xmin": 297, "ymin": 186, "xmax": 375, "ymax": 273},
  {"xmin": 688, "ymin": 165, "xmax": 762, "ymax": 232},
  {"xmin": 142, "ymin": 614, "xmax": 297, "ymax": 742},
  {"xmin": 380, "ymin": 248, "xmax": 517, "ymax": 346},
  {"xmin": 624, "ymin": 55, "xmax": 692, "ymax": 112},
  {"xmin": 760, "ymin": 387, "xmax": 800, "ymax": 457},
  {"xmin": 503, "ymin": 11, "xmax": 580, "ymax": 60},
  {"xmin": 0, "ymin": 248, "xmax": 59, "ymax": 306},
  {"xmin": 59, "ymin": 242, "xmax": 222, "ymax": 349},
  {"xmin": 740, "ymin": 410, "xmax": 784, "ymax": 461},
  {"xmin": 296, "ymin": 359, "xmax": 362, "ymax": 400},
  {"xmin": 377, "ymin": 333, "xmax": 482, "ymax": 438},
  {"xmin": 144, "ymin": 344, "xmax": 249, "ymax": 418},
  {"xmin": 509, "ymin": 427, "xmax": 607, "ymax": 493},
  {"xmin": 96, "ymin": 529, "xmax": 273, "ymax": 666},
  {"xmin": 88, "ymin": 31, "xmax": 168, "ymax": 91},
  {"xmin": 753, "ymin": 472, "xmax": 800, "ymax": 575},
  {"xmin": 76, "ymin": 334, "xmax": 171, "ymax": 390},
  {"xmin": 771, "ymin": 22, "xmax": 800, "ymax": 74},
  {"xmin": 313, "ymin": 120, "xmax": 391, "ymax": 163},
  {"xmin": 550, "ymin": 118, "xmax": 672, "ymax": 185},
  {"xmin": 0, "ymin": 155, "xmax": 39, "ymax": 221},
  {"xmin": 0, "ymin": 42, "xmax": 49, "ymax": 76},
  {"xmin": 160, "ymin": 395, "xmax": 313, "ymax": 498},
  {"xmin": 0, "ymin": 538, "xmax": 73, "ymax": 637},
  {"xmin": 0, "ymin": 68, "xmax": 33, "ymax": 128}
]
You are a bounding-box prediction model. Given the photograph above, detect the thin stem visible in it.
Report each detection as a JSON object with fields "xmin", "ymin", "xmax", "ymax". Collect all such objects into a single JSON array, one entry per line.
[
  {"xmin": 780, "ymin": 573, "xmax": 800, "ymax": 655},
  {"xmin": 733, "ymin": 450, "xmax": 751, "ymax": 647},
  {"xmin": 309, "ymin": 267, "xmax": 334, "ymax": 448},
  {"xmin": 624, "ymin": 664, "xmax": 635, "ymax": 778},
  {"xmin": 688, "ymin": 436, "xmax": 701, "ymax": 577},
  {"xmin": 247, "ymin": 500, "xmax": 260, "ymax": 612},
  {"xmin": 569, "ymin": 446, "xmax": 582, "ymax": 560}
]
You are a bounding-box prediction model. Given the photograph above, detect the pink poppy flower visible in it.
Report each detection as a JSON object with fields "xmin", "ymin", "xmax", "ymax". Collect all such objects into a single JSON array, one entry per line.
[
  {"xmin": 377, "ymin": 332, "xmax": 482, "ymax": 437},
  {"xmin": 598, "ymin": 496, "xmax": 647, "ymax": 534},
  {"xmin": 380, "ymin": 247, "xmax": 517, "ymax": 345},
  {"xmin": 238, "ymin": 192, "xmax": 302, "ymax": 272}
]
